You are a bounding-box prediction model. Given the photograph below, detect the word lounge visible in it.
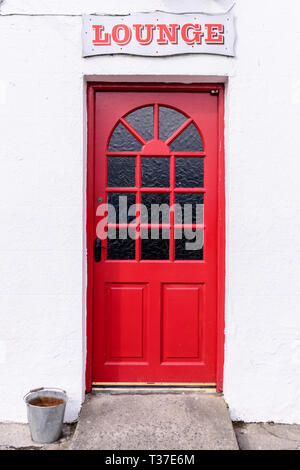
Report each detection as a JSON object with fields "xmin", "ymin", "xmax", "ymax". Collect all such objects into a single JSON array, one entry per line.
[{"xmin": 92, "ymin": 22, "xmax": 225, "ymax": 46}]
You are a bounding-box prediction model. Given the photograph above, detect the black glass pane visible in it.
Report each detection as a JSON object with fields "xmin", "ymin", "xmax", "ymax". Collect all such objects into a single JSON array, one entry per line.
[
  {"xmin": 159, "ymin": 106, "xmax": 187, "ymax": 141},
  {"xmin": 107, "ymin": 193, "xmax": 136, "ymax": 223},
  {"xmin": 141, "ymin": 193, "xmax": 170, "ymax": 224},
  {"xmin": 141, "ymin": 228, "xmax": 169, "ymax": 260},
  {"xmin": 108, "ymin": 157, "xmax": 136, "ymax": 187},
  {"xmin": 175, "ymin": 229, "xmax": 204, "ymax": 260},
  {"xmin": 142, "ymin": 157, "xmax": 170, "ymax": 187},
  {"xmin": 170, "ymin": 123, "xmax": 203, "ymax": 152},
  {"xmin": 125, "ymin": 106, "xmax": 153, "ymax": 141},
  {"xmin": 108, "ymin": 122, "xmax": 142, "ymax": 151},
  {"xmin": 175, "ymin": 193, "xmax": 204, "ymax": 224},
  {"xmin": 176, "ymin": 157, "xmax": 204, "ymax": 188},
  {"xmin": 107, "ymin": 228, "xmax": 135, "ymax": 260}
]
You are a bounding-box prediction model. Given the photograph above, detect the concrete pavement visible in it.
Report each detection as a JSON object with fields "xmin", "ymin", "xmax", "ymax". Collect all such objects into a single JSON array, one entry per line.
[
  {"xmin": 1, "ymin": 391, "xmax": 300, "ymax": 450},
  {"xmin": 0, "ymin": 422, "xmax": 76, "ymax": 450},
  {"xmin": 233, "ymin": 422, "xmax": 300, "ymax": 450}
]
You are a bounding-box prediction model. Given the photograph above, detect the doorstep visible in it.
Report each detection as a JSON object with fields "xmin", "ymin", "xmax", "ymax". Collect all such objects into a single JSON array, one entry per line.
[{"xmin": 70, "ymin": 390, "xmax": 239, "ymax": 450}]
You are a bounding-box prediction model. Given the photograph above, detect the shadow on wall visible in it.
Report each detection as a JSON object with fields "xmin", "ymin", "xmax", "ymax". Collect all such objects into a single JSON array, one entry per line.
[{"xmin": 160, "ymin": 0, "xmax": 234, "ymax": 13}]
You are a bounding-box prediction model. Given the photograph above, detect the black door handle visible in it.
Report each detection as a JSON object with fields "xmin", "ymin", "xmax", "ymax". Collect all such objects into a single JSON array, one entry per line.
[{"xmin": 94, "ymin": 238, "xmax": 102, "ymax": 262}]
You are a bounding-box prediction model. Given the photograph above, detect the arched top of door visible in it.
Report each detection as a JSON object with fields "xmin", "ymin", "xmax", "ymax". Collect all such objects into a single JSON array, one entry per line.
[{"xmin": 107, "ymin": 104, "xmax": 204, "ymax": 155}]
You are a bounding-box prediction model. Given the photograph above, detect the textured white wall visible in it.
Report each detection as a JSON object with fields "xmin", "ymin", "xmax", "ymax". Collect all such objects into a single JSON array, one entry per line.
[{"xmin": 0, "ymin": 0, "xmax": 300, "ymax": 423}]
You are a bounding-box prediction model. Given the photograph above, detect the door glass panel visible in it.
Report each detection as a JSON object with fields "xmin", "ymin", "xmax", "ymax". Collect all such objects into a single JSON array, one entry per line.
[
  {"xmin": 109, "ymin": 122, "xmax": 142, "ymax": 151},
  {"xmin": 141, "ymin": 228, "xmax": 170, "ymax": 260},
  {"xmin": 159, "ymin": 106, "xmax": 187, "ymax": 141},
  {"xmin": 175, "ymin": 157, "xmax": 204, "ymax": 188},
  {"xmin": 106, "ymin": 103, "xmax": 207, "ymax": 263},
  {"xmin": 175, "ymin": 193, "xmax": 204, "ymax": 224},
  {"xmin": 170, "ymin": 123, "xmax": 203, "ymax": 152},
  {"xmin": 107, "ymin": 228, "xmax": 135, "ymax": 260},
  {"xmin": 107, "ymin": 193, "xmax": 136, "ymax": 223},
  {"xmin": 175, "ymin": 229, "xmax": 204, "ymax": 260},
  {"xmin": 142, "ymin": 157, "xmax": 170, "ymax": 187},
  {"xmin": 141, "ymin": 193, "xmax": 170, "ymax": 224},
  {"xmin": 125, "ymin": 106, "xmax": 153, "ymax": 141},
  {"xmin": 108, "ymin": 157, "xmax": 136, "ymax": 187}
]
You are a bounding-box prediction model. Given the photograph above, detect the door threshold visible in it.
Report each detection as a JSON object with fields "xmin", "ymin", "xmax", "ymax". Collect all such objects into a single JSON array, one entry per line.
[{"xmin": 92, "ymin": 382, "xmax": 216, "ymax": 391}]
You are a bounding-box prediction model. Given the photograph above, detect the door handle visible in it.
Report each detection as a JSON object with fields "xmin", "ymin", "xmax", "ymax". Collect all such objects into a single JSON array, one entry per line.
[{"xmin": 94, "ymin": 238, "xmax": 102, "ymax": 262}]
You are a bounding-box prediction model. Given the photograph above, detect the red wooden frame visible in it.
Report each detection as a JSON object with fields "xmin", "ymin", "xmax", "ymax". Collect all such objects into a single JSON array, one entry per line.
[{"xmin": 85, "ymin": 82, "xmax": 225, "ymax": 392}]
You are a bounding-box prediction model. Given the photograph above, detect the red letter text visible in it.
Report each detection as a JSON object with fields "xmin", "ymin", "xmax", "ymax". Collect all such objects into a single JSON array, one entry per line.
[
  {"xmin": 205, "ymin": 24, "xmax": 224, "ymax": 44},
  {"xmin": 181, "ymin": 24, "xmax": 204, "ymax": 45},
  {"xmin": 112, "ymin": 24, "xmax": 132, "ymax": 46},
  {"xmin": 92, "ymin": 25, "xmax": 111, "ymax": 45},
  {"xmin": 133, "ymin": 24, "xmax": 156, "ymax": 45},
  {"xmin": 157, "ymin": 24, "xmax": 180, "ymax": 45}
]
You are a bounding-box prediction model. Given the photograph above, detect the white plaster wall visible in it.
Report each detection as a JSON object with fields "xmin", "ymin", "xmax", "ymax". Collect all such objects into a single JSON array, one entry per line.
[{"xmin": 0, "ymin": 0, "xmax": 300, "ymax": 423}]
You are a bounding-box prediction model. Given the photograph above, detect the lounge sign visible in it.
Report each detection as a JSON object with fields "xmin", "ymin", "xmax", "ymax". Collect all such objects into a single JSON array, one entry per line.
[{"xmin": 82, "ymin": 10, "xmax": 236, "ymax": 57}]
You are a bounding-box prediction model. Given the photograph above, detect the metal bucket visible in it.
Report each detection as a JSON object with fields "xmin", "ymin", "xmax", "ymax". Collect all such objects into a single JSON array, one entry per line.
[{"xmin": 24, "ymin": 387, "xmax": 67, "ymax": 444}]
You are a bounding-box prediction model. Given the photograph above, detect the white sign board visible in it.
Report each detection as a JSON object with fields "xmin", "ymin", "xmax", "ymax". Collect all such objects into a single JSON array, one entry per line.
[{"xmin": 82, "ymin": 10, "xmax": 236, "ymax": 58}]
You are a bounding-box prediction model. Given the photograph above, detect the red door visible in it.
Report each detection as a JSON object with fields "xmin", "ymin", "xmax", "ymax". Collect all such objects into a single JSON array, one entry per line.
[{"xmin": 89, "ymin": 85, "xmax": 223, "ymax": 386}]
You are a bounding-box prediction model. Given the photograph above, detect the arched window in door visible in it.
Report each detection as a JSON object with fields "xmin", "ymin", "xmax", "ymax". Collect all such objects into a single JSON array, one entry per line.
[{"xmin": 108, "ymin": 105, "xmax": 204, "ymax": 152}]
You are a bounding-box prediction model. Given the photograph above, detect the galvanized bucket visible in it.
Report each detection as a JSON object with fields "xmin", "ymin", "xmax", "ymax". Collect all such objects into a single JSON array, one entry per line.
[{"xmin": 24, "ymin": 387, "xmax": 67, "ymax": 444}]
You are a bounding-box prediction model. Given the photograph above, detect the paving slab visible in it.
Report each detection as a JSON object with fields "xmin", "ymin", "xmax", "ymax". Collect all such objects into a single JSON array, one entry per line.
[
  {"xmin": 233, "ymin": 422, "xmax": 300, "ymax": 450},
  {"xmin": 70, "ymin": 391, "xmax": 238, "ymax": 450},
  {"xmin": 0, "ymin": 423, "xmax": 76, "ymax": 450}
]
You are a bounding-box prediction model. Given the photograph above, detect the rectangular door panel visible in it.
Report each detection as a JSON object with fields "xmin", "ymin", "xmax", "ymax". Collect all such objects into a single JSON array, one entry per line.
[
  {"xmin": 105, "ymin": 284, "xmax": 148, "ymax": 362},
  {"xmin": 161, "ymin": 284, "xmax": 203, "ymax": 363}
]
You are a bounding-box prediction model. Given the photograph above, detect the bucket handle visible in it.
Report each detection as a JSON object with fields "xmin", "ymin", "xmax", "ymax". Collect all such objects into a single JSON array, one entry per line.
[{"xmin": 24, "ymin": 387, "xmax": 67, "ymax": 401}]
